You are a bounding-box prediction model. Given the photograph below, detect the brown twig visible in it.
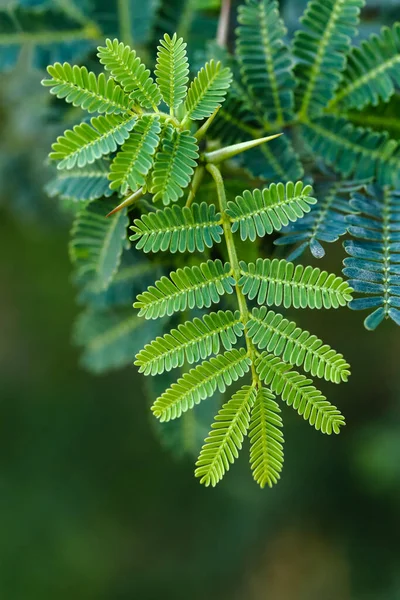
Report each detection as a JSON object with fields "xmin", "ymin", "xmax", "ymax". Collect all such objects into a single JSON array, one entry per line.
[{"xmin": 216, "ymin": 0, "xmax": 232, "ymax": 48}]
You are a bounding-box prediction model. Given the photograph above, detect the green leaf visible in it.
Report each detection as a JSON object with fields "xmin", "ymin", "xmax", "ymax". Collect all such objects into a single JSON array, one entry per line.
[
  {"xmin": 77, "ymin": 249, "xmax": 162, "ymax": 309},
  {"xmin": 275, "ymin": 180, "xmax": 364, "ymax": 260},
  {"xmin": 130, "ymin": 202, "xmax": 223, "ymax": 253},
  {"xmin": 0, "ymin": 5, "xmax": 100, "ymax": 71},
  {"xmin": 50, "ymin": 113, "xmax": 137, "ymax": 170},
  {"xmin": 236, "ymin": 0, "xmax": 295, "ymax": 124},
  {"xmin": 155, "ymin": 32, "xmax": 189, "ymax": 110},
  {"xmin": 70, "ymin": 199, "xmax": 128, "ymax": 292},
  {"xmin": 302, "ymin": 115, "xmax": 400, "ymax": 188},
  {"xmin": 151, "ymin": 348, "xmax": 252, "ymax": 422},
  {"xmin": 74, "ymin": 308, "xmax": 162, "ymax": 373},
  {"xmin": 226, "ymin": 181, "xmax": 316, "ymax": 241},
  {"xmin": 328, "ymin": 24, "xmax": 400, "ymax": 111},
  {"xmin": 195, "ymin": 385, "xmax": 257, "ymax": 487},
  {"xmin": 248, "ymin": 307, "xmax": 351, "ymax": 383},
  {"xmin": 184, "ymin": 59, "xmax": 232, "ymax": 121},
  {"xmin": 239, "ymin": 258, "xmax": 353, "ymax": 309},
  {"xmin": 135, "ymin": 310, "xmax": 244, "ymax": 375},
  {"xmin": 108, "ymin": 115, "xmax": 161, "ymax": 194},
  {"xmin": 42, "ymin": 63, "xmax": 131, "ymax": 114},
  {"xmin": 150, "ymin": 127, "xmax": 199, "ymax": 204},
  {"xmin": 134, "ymin": 259, "xmax": 236, "ymax": 319},
  {"xmin": 97, "ymin": 38, "xmax": 162, "ymax": 108},
  {"xmin": 343, "ymin": 186, "xmax": 400, "ymax": 330},
  {"xmin": 256, "ymin": 353, "xmax": 346, "ymax": 434},
  {"xmin": 45, "ymin": 160, "xmax": 113, "ymax": 202},
  {"xmin": 294, "ymin": 0, "xmax": 364, "ymax": 117},
  {"xmin": 249, "ymin": 387, "xmax": 284, "ymax": 488}
]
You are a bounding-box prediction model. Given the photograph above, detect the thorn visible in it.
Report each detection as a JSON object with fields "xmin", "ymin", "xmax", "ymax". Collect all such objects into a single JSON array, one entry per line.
[
  {"xmin": 106, "ymin": 188, "xmax": 144, "ymax": 217},
  {"xmin": 203, "ymin": 133, "xmax": 283, "ymax": 164}
]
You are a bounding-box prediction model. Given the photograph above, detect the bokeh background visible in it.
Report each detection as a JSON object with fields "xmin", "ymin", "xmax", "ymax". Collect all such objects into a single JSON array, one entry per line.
[{"xmin": 1, "ymin": 1, "xmax": 400, "ymax": 598}]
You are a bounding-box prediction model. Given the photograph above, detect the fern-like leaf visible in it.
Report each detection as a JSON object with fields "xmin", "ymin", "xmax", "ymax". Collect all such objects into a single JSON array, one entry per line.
[
  {"xmin": 135, "ymin": 310, "xmax": 244, "ymax": 375},
  {"xmin": 151, "ymin": 348, "xmax": 252, "ymax": 422},
  {"xmin": 195, "ymin": 385, "xmax": 257, "ymax": 487},
  {"xmin": 239, "ymin": 258, "xmax": 353, "ymax": 309},
  {"xmin": 134, "ymin": 259, "xmax": 236, "ymax": 319},
  {"xmin": 247, "ymin": 307, "xmax": 350, "ymax": 383},
  {"xmin": 184, "ymin": 59, "xmax": 232, "ymax": 121},
  {"xmin": 294, "ymin": 0, "xmax": 364, "ymax": 117},
  {"xmin": 108, "ymin": 115, "xmax": 161, "ymax": 194},
  {"xmin": 275, "ymin": 180, "xmax": 364, "ymax": 259},
  {"xmin": 74, "ymin": 308, "xmax": 161, "ymax": 373},
  {"xmin": 343, "ymin": 186, "xmax": 400, "ymax": 330},
  {"xmin": 150, "ymin": 127, "xmax": 199, "ymax": 204},
  {"xmin": 236, "ymin": 0, "xmax": 295, "ymax": 124},
  {"xmin": 329, "ymin": 24, "xmax": 400, "ymax": 111},
  {"xmin": 97, "ymin": 38, "xmax": 161, "ymax": 109},
  {"xmin": 301, "ymin": 116, "xmax": 400, "ymax": 188},
  {"xmin": 130, "ymin": 202, "xmax": 223, "ymax": 253},
  {"xmin": 70, "ymin": 199, "xmax": 128, "ymax": 292},
  {"xmin": 155, "ymin": 33, "xmax": 189, "ymax": 110},
  {"xmin": 226, "ymin": 181, "xmax": 316, "ymax": 241},
  {"xmin": 78, "ymin": 250, "xmax": 162, "ymax": 309},
  {"xmin": 50, "ymin": 114, "xmax": 137, "ymax": 170},
  {"xmin": 42, "ymin": 63, "xmax": 131, "ymax": 114},
  {"xmin": 256, "ymin": 353, "xmax": 345, "ymax": 434},
  {"xmin": 249, "ymin": 387, "xmax": 284, "ymax": 488},
  {"xmin": 45, "ymin": 160, "xmax": 113, "ymax": 202}
]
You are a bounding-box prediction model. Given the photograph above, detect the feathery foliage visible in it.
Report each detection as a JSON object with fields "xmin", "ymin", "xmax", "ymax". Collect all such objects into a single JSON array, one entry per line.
[
  {"xmin": 329, "ymin": 24, "xmax": 400, "ymax": 111},
  {"xmin": 226, "ymin": 181, "xmax": 316, "ymax": 241},
  {"xmin": 45, "ymin": 160, "xmax": 113, "ymax": 202},
  {"xmin": 238, "ymin": 259, "xmax": 353, "ymax": 309},
  {"xmin": 151, "ymin": 348, "xmax": 252, "ymax": 422},
  {"xmin": 343, "ymin": 186, "xmax": 400, "ymax": 330},
  {"xmin": 134, "ymin": 260, "xmax": 235, "ymax": 319},
  {"xmin": 249, "ymin": 387, "xmax": 284, "ymax": 488},
  {"xmin": 97, "ymin": 38, "xmax": 162, "ymax": 108},
  {"xmin": 195, "ymin": 385, "xmax": 256, "ymax": 487},
  {"xmin": 184, "ymin": 59, "xmax": 232, "ymax": 121},
  {"xmin": 236, "ymin": 0, "xmax": 295, "ymax": 125},
  {"xmin": 256, "ymin": 353, "xmax": 346, "ymax": 434},
  {"xmin": 42, "ymin": 64, "xmax": 131, "ymax": 114},
  {"xmin": 248, "ymin": 307, "xmax": 350, "ymax": 383},
  {"xmin": 130, "ymin": 202, "xmax": 223, "ymax": 253},
  {"xmin": 108, "ymin": 115, "xmax": 161, "ymax": 194},
  {"xmin": 40, "ymin": 26, "xmax": 359, "ymax": 489},
  {"xmin": 150, "ymin": 128, "xmax": 199, "ymax": 204},
  {"xmin": 155, "ymin": 33, "xmax": 189, "ymax": 111},
  {"xmin": 136, "ymin": 310, "xmax": 244, "ymax": 375},
  {"xmin": 70, "ymin": 199, "xmax": 128, "ymax": 291},
  {"xmin": 50, "ymin": 114, "xmax": 137, "ymax": 170},
  {"xmin": 293, "ymin": 0, "xmax": 364, "ymax": 117},
  {"xmin": 301, "ymin": 116, "xmax": 400, "ymax": 188},
  {"xmin": 275, "ymin": 180, "xmax": 364, "ymax": 260}
]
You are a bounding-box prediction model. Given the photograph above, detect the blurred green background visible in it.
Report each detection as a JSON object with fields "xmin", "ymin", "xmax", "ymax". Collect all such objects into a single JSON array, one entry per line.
[{"xmin": 2, "ymin": 1, "xmax": 400, "ymax": 599}]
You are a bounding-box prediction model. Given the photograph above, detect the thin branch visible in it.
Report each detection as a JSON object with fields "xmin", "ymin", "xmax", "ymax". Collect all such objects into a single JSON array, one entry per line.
[{"xmin": 216, "ymin": 0, "xmax": 232, "ymax": 48}]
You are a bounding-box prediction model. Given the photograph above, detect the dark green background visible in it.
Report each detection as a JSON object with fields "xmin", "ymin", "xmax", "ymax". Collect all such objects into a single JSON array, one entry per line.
[{"xmin": 1, "ymin": 1, "xmax": 400, "ymax": 598}]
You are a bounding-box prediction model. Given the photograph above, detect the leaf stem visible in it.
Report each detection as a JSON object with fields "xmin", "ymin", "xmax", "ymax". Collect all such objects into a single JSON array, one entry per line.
[
  {"xmin": 185, "ymin": 166, "xmax": 205, "ymax": 207},
  {"xmin": 117, "ymin": 0, "xmax": 133, "ymax": 47},
  {"xmin": 206, "ymin": 163, "xmax": 260, "ymax": 385}
]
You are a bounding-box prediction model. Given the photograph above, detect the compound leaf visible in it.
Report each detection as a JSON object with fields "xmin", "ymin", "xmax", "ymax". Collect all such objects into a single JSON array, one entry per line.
[{"xmin": 195, "ymin": 385, "xmax": 257, "ymax": 487}]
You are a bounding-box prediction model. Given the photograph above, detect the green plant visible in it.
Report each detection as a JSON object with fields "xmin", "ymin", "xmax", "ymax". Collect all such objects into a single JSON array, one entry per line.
[
  {"xmin": 41, "ymin": 28, "xmax": 354, "ymax": 488},
  {"xmin": 203, "ymin": 0, "xmax": 400, "ymax": 332}
]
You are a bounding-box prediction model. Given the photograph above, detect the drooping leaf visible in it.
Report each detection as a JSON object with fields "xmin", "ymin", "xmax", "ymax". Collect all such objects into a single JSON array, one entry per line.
[{"xmin": 70, "ymin": 198, "xmax": 128, "ymax": 291}]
